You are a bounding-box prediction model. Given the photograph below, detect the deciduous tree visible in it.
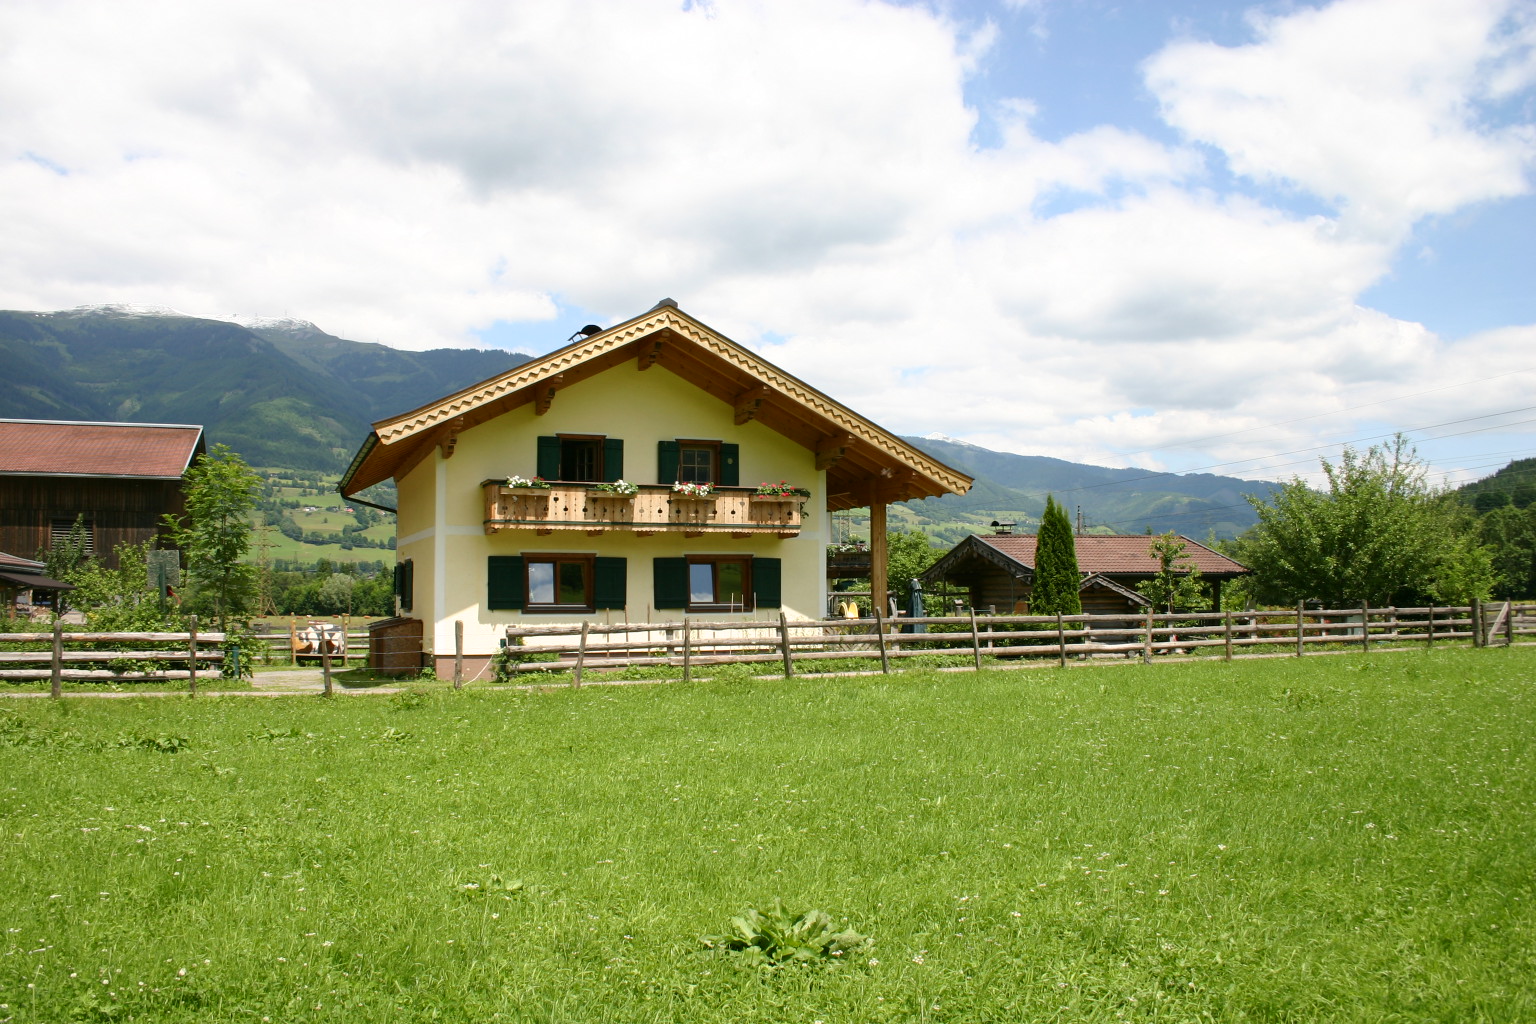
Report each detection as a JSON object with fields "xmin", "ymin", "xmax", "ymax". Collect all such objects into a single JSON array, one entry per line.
[{"xmin": 162, "ymin": 443, "xmax": 261, "ymax": 631}]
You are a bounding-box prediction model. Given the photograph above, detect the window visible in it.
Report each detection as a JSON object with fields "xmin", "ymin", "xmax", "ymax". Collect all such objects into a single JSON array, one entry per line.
[
  {"xmin": 536, "ymin": 435, "xmax": 624, "ymax": 483},
  {"xmin": 688, "ymin": 555, "xmax": 751, "ymax": 610},
  {"xmin": 678, "ymin": 441, "xmax": 718, "ymax": 484},
  {"xmin": 653, "ymin": 556, "xmax": 779, "ymax": 612},
  {"xmin": 487, "ymin": 555, "xmax": 626, "ymax": 613},
  {"xmin": 658, "ymin": 440, "xmax": 740, "ymax": 486},
  {"xmin": 526, "ymin": 554, "xmax": 595, "ymax": 611}
]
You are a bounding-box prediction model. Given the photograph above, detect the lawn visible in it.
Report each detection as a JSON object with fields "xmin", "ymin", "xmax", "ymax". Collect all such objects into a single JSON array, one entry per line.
[{"xmin": 2, "ymin": 647, "xmax": 1532, "ymax": 1022}]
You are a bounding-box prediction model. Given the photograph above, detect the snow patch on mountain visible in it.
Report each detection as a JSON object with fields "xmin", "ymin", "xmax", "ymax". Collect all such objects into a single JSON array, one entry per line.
[
  {"xmin": 922, "ymin": 432, "xmax": 983, "ymax": 449},
  {"xmin": 60, "ymin": 303, "xmax": 194, "ymax": 318}
]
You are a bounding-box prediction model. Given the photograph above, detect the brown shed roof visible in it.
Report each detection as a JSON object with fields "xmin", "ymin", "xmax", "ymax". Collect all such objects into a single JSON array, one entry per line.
[
  {"xmin": 0, "ymin": 419, "xmax": 205, "ymax": 479},
  {"xmin": 979, "ymin": 534, "xmax": 1248, "ymax": 577}
]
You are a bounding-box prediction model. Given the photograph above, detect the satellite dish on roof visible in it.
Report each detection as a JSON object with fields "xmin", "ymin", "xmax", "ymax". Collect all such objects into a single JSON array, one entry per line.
[{"xmin": 566, "ymin": 324, "xmax": 603, "ymax": 342}]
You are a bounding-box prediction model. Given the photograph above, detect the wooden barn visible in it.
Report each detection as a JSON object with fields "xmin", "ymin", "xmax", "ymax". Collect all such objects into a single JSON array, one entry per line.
[
  {"xmin": 921, "ymin": 532, "xmax": 1250, "ymax": 613},
  {"xmin": 0, "ymin": 419, "xmax": 206, "ymax": 570}
]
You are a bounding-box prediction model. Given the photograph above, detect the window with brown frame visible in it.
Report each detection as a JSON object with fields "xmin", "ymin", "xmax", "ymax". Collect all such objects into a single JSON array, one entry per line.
[
  {"xmin": 677, "ymin": 440, "xmax": 719, "ymax": 484},
  {"xmin": 525, "ymin": 553, "xmax": 596, "ymax": 612},
  {"xmin": 686, "ymin": 554, "xmax": 753, "ymax": 612}
]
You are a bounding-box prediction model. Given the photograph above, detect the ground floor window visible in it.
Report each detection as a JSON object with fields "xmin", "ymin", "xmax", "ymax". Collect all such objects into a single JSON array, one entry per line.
[
  {"xmin": 653, "ymin": 555, "xmax": 780, "ymax": 612},
  {"xmin": 526, "ymin": 554, "xmax": 595, "ymax": 611},
  {"xmin": 487, "ymin": 554, "xmax": 627, "ymax": 613},
  {"xmin": 688, "ymin": 554, "xmax": 752, "ymax": 611}
]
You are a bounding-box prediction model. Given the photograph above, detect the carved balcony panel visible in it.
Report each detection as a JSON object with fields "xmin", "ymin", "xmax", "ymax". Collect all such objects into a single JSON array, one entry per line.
[{"xmin": 482, "ymin": 482, "xmax": 804, "ymax": 537}]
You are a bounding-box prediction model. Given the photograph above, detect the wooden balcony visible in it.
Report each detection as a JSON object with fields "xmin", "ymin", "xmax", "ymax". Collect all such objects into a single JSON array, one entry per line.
[{"xmin": 482, "ymin": 482, "xmax": 805, "ymax": 537}]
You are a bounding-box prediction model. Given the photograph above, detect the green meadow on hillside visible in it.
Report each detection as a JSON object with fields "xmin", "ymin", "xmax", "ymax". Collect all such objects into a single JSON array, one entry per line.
[{"xmin": 2, "ymin": 648, "xmax": 1533, "ymax": 1022}]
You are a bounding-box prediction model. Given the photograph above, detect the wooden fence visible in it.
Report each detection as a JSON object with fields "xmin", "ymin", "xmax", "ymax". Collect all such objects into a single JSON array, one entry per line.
[
  {"xmin": 0, "ymin": 618, "xmax": 226, "ymax": 697},
  {"xmin": 496, "ymin": 602, "xmax": 1536, "ymax": 683}
]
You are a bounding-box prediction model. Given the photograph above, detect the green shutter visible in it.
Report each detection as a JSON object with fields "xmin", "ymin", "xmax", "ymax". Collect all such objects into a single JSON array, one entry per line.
[
  {"xmin": 653, "ymin": 557, "xmax": 688, "ymax": 609},
  {"xmin": 536, "ymin": 436, "xmax": 561, "ymax": 481},
  {"xmin": 754, "ymin": 557, "xmax": 781, "ymax": 608},
  {"xmin": 719, "ymin": 443, "xmax": 740, "ymax": 486},
  {"xmin": 594, "ymin": 557, "xmax": 627, "ymax": 610},
  {"xmin": 657, "ymin": 440, "xmax": 680, "ymax": 484},
  {"xmin": 487, "ymin": 555, "xmax": 524, "ymax": 610},
  {"xmin": 396, "ymin": 558, "xmax": 414, "ymax": 612},
  {"xmin": 602, "ymin": 438, "xmax": 624, "ymax": 483}
]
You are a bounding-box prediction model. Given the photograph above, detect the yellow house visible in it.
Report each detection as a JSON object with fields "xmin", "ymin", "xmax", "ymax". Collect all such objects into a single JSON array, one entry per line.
[{"xmin": 340, "ymin": 299, "xmax": 971, "ymax": 676}]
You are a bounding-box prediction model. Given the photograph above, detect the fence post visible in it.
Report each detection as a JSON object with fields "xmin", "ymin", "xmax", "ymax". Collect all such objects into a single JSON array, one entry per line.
[
  {"xmin": 1142, "ymin": 609, "xmax": 1154, "ymax": 664},
  {"xmin": 1426, "ymin": 606, "xmax": 1435, "ymax": 648},
  {"xmin": 50, "ymin": 618, "xmax": 62, "ymax": 699},
  {"xmin": 872, "ymin": 608, "xmax": 890, "ymax": 674},
  {"xmin": 289, "ymin": 618, "xmax": 298, "ymax": 667},
  {"xmin": 967, "ymin": 607, "xmax": 981, "ymax": 671},
  {"xmin": 453, "ymin": 620, "xmax": 464, "ymax": 689},
  {"xmin": 572, "ymin": 621, "xmax": 588, "ymax": 688},
  {"xmin": 1507, "ymin": 600, "xmax": 1516, "ymax": 647},
  {"xmin": 188, "ymin": 615, "xmax": 198, "ymax": 697},
  {"xmin": 1295, "ymin": 603, "xmax": 1305, "ymax": 657},
  {"xmin": 1056, "ymin": 611, "xmax": 1066, "ymax": 668},
  {"xmin": 778, "ymin": 612, "xmax": 795, "ymax": 678},
  {"xmin": 682, "ymin": 616, "xmax": 692, "ymax": 683},
  {"xmin": 1472, "ymin": 601, "xmax": 1483, "ymax": 647},
  {"xmin": 1223, "ymin": 609, "xmax": 1233, "ymax": 662}
]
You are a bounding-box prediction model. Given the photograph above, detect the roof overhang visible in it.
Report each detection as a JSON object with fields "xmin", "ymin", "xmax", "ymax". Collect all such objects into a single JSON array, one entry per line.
[
  {"xmin": 340, "ymin": 302, "xmax": 971, "ymax": 510},
  {"xmin": 922, "ymin": 534, "xmax": 1032, "ymax": 584}
]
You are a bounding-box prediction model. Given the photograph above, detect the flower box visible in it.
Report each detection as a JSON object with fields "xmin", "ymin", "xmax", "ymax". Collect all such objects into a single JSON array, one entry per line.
[{"xmin": 507, "ymin": 486, "xmax": 552, "ymax": 497}]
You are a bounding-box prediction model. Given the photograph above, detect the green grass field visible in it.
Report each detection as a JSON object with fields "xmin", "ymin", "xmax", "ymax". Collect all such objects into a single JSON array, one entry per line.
[{"xmin": 2, "ymin": 648, "xmax": 1533, "ymax": 1022}]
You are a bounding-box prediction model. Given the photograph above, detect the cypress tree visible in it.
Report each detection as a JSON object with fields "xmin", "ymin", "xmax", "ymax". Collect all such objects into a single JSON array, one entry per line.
[{"xmin": 1032, "ymin": 495, "xmax": 1082, "ymax": 615}]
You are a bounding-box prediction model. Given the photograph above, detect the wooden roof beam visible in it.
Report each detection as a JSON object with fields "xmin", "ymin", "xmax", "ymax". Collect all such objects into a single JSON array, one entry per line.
[
  {"xmin": 733, "ymin": 386, "xmax": 771, "ymax": 426},
  {"xmin": 816, "ymin": 432, "xmax": 853, "ymax": 472},
  {"xmin": 533, "ymin": 375, "xmax": 566, "ymax": 416},
  {"xmin": 636, "ymin": 339, "xmax": 663, "ymax": 370}
]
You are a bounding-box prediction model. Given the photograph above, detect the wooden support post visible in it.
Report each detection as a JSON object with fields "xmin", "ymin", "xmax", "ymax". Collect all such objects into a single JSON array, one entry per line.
[
  {"xmin": 1472, "ymin": 600, "xmax": 1483, "ymax": 647},
  {"xmin": 50, "ymin": 618, "xmax": 62, "ymax": 700},
  {"xmin": 778, "ymin": 612, "xmax": 795, "ymax": 678},
  {"xmin": 450, "ymin": 620, "xmax": 462, "ymax": 689},
  {"xmin": 1224, "ymin": 610, "xmax": 1233, "ymax": 661},
  {"xmin": 188, "ymin": 615, "xmax": 198, "ymax": 696},
  {"xmin": 869, "ymin": 495, "xmax": 888, "ymax": 621},
  {"xmin": 682, "ymin": 616, "xmax": 692, "ymax": 684},
  {"xmin": 1295, "ymin": 603, "xmax": 1305, "ymax": 657},
  {"xmin": 1506, "ymin": 600, "xmax": 1515, "ymax": 647},
  {"xmin": 1426, "ymin": 605, "xmax": 1435, "ymax": 648},
  {"xmin": 1360, "ymin": 604, "xmax": 1371, "ymax": 651},
  {"xmin": 573, "ymin": 621, "xmax": 588, "ymax": 688},
  {"xmin": 872, "ymin": 607, "xmax": 890, "ymax": 674},
  {"xmin": 1142, "ymin": 609, "xmax": 1154, "ymax": 664},
  {"xmin": 289, "ymin": 619, "xmax": 298, "ymax": 666},
  {"xmin": 968, "ymin": 607, "xmax": 982, "ymax": 671},
  {"xmin": 1056, "ymin": 611, "xmax": 1067, "ymax": 668}
]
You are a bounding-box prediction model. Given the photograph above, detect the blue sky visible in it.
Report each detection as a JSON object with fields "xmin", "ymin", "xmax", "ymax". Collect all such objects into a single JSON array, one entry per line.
[{"xmin": 1, "ymin": 0, "xmax": 1532, "ymax": 489}]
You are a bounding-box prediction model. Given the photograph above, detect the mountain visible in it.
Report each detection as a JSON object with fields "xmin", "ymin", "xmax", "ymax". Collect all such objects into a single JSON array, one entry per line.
[
  {"xmin": 0, "ymin": 303, "xmax": 1280, "ymax": 538},
  {"xmin": 901, "ymin": 435, "xmax": 1283, "ymax": 539},
  {"xmin": 0, "ymin": 305, "xmax": 530, "ymax": 470}
]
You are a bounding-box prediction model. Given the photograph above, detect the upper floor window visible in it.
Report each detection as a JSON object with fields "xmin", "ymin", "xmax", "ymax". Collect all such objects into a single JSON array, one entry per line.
[
  {"xmin": 536, "ymin": 435, "xmax": 624, "ymax": 484},
  {"xmin": 658, "ymin": 440, "xmax": 739, "ymax": 486}
]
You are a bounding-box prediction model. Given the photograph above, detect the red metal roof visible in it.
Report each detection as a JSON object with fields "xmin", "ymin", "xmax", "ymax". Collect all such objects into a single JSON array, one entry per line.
[
  {"xmin": 0, "ymin": 550, "xmax": 45, "ymax": 571},
  {"xmin": 0, "ymin": 419, "xmax": 204, "ymax": 479},
  {"xmin": 980, "ymin": 534, "xmax": 1248, "ymax": 576}
]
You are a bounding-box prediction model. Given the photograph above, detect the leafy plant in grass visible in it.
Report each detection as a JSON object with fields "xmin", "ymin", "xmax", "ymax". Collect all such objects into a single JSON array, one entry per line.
[{"xmin": 704, "ymin": 899, "xmax": 872, "ymax": 967}]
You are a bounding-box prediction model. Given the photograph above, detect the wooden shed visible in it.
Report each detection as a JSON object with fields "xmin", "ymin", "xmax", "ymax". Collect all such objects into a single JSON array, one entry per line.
[
  {"xmin": 921, "ymin": 532, "xmax": 1249, "ymax": 613},
  {"xmin": 0, "ymin": 419, "xmax": 206, "ymax": 570}
]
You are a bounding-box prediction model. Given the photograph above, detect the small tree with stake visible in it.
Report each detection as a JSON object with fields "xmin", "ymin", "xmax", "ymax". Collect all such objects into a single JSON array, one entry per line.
[
  {"xmin": 161, "ymin": 443, "xmax": 261, "ymax": 633},
  {"xmin": 1139, "ymin": 532, "xmax": 1208, "ymax": 614}
]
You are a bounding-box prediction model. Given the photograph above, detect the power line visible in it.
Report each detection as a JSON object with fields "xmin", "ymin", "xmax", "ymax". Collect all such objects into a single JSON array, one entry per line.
[{"xmin": 1111, "ymin": 366, "xmax": 1536, "ymax": 458}]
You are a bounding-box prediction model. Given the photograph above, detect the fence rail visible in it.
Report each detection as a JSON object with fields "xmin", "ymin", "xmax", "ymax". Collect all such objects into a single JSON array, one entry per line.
[
  {"xmin": 0, "ymin": 618, "xmax": 227, "ymax": 695},
  {"xmin": 497, "ymin": 602, "xmax": 1535, "ymax": 681}
]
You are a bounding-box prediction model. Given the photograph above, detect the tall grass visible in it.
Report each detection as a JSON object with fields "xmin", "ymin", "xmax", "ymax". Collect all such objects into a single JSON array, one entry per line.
[{"xmin": 1, "ymin": 647, "xmax": 1532, "ymax": 1022}]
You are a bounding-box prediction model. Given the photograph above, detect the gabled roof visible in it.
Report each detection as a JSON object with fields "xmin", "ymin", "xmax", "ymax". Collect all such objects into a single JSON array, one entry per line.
[
  {"xmin": 923, "ymin": 532, "xmax": 1248, "ymax": 583},
  {"xmin": 339, "ymin": 301, "xmax": 971, "ymax": 510},
  {"xmin": 0, "ymin": 419, "xmax": 205, "ymax": 479},
  {"xmin": 1079, "ymin": 572, "xmax": 1151, "ymax": 606}
]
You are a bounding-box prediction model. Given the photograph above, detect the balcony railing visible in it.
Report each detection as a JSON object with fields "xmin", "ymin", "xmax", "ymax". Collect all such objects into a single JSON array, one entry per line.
[{"xmin": 482, "ymin": 481, "xmax": 804, "ymax": 537}]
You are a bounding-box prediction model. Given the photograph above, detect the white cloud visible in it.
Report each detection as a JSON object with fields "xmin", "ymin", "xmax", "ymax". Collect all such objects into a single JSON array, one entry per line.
[{"xmin": 0, "ymin": 0, "xmax": 1531, "ymax": 482}]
